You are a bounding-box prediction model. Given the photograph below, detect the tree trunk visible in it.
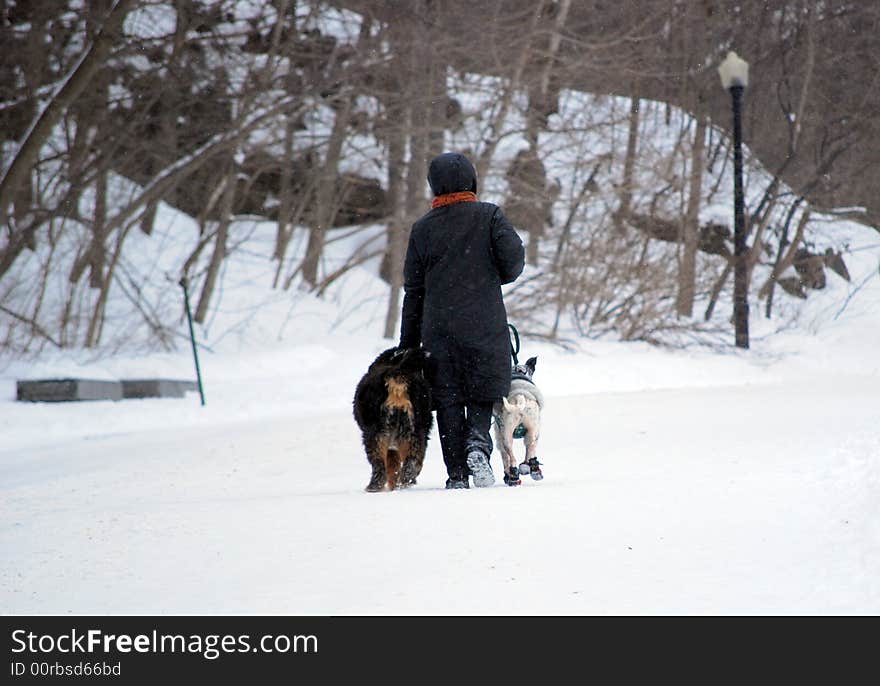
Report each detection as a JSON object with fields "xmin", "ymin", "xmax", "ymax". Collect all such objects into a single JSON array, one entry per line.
[
  {"xmin": 676, "ymin": 113, "xmax": 706, "ymax": 317},
  {"xmin": 194, "ymin": 169, "xmax": 234, "ymax": 324},
  {"xmin": 301, "ymin": 95, "xmax": 353, "ymax": 288},
  {"xmin": 615, "ymin": 85, "xmax": 641, "ymax": 230},
  {"xmin": 88, "ymin": 166, "xmax": 109, "ymax": 289},
  {"xmin": 704, "ymin": 260, "xmax": 733, "ymax": 322},
  {"xmin": 140, "ymin": 0, "xmax": 190, "ymax": 236},
  {"xmin": 85, "ymin": 220, "xmax": 132, "ymax": 349},
  {"xmin": 272, "ymin": 118, "xmax": 298, "ymax": 287},
  {"xmin": 379, "ymin": 103, "xmax": 407, "ymax": 287},
  {"xmin": 300, "ymin": 15, "xmax": 372, "ymax": 288},
  {"xmin": 760, "ymin": 206, "xmax": 811, "ymax": 316},
  {"xmin": 381, "ymin": 153, "xmax": 408, "ymax": 339},
  {"xmin": 384, "ymin": 119, "xmax": 429, "ymax": 341},
  {"xmin": 520, "ymin": 0, "xmax": 569, "ymax": 266},
  {"xmin": 383, "ymin": 9, "xmax": 433, "ymax": 340}
]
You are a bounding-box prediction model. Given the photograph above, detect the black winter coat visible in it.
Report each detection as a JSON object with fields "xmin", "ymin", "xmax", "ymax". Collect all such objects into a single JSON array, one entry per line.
[{"xmin": 399, "ymin": 153, "xmax": 525, "ymax": 409}]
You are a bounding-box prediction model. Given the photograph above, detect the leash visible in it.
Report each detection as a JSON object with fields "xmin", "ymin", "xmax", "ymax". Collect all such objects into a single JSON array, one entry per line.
[
  {"xmin": 508, "ymin": 323, "xmax": 520, "ymax": 365},
  {"xmin": 504, "ymin": 322, "xmax": 528, "ymax": 438}
]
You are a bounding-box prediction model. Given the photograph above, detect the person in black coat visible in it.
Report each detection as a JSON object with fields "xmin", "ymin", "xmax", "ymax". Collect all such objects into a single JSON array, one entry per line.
[{"xmin": 399, "ymin": 152, "xmax": 525, "ymax": 488}]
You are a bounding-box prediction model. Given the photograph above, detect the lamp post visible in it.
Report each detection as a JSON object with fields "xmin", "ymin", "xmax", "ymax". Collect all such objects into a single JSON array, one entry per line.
[{"xmin": 718, "ymin": 51, "xmax": 750, "ymax": 349}]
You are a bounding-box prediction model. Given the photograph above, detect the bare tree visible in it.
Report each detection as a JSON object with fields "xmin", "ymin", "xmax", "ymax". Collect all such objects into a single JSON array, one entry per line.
[
  {"xmin": 676, "ymin": 112, "xmax": 707, "ymax": 318},
  {"xmin": 0, "ymin": 0, "xmax": 132, "ymax": 279}
]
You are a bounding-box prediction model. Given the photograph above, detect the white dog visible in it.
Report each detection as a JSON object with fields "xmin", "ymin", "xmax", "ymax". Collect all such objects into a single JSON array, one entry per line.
[{"xmin": 493, "ymin": 356, "xmax": 544, "ymax": 486}]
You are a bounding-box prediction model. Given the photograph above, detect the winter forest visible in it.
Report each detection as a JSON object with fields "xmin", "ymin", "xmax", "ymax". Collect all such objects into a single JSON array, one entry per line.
[
  {"xmin": 2, "ymin": 2, "xmax": 880, "ymax": 617},
  {"xmin": 2, "ymin": 0, "xmax": 878, "ymax": 354}
]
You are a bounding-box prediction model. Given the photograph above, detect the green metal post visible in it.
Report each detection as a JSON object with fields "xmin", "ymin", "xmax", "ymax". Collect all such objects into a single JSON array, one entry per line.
[{"xmin": 180, "ymin": 277, "xmax": 206, "ymax": 406}]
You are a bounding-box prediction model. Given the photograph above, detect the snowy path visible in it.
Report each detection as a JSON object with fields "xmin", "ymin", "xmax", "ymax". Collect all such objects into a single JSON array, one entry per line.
[{"xmin": 2, "ymin": 375, "xmax": 878, "ymax": 615}]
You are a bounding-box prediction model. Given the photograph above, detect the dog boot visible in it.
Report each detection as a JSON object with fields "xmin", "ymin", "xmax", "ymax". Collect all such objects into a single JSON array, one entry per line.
[
  {"xmin": 503, "ymin": 466, "xmax": 521, "ymax": 486},
  {"xmin": 525, "ymin": 457, "xmax": 543, "ymax": 481},
  {"xmin": 466, "ymin": 450, "xmax": 495, "ymax": 488}
]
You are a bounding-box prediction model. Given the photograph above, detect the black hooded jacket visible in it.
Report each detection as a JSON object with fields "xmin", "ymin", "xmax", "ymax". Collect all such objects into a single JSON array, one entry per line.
[{"xmin": 399, "ymin": 153, "xmax": 525, "ymax": 408}]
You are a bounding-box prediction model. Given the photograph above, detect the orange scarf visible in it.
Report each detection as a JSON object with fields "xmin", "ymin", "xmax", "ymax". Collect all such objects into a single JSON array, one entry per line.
[{"xmin": 431, "ymin": 191, "xmax": 478, "ymax": 209}]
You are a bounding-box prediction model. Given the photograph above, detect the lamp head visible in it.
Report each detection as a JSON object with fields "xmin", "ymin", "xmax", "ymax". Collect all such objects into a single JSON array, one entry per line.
[{"xmin": 718, "ymin": 51, "xmax": 749, "ymax": 90}]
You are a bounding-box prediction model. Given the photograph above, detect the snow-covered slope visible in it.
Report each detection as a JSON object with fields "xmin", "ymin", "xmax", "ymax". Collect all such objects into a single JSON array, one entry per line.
[
  {"xmin": 1, "ymin": 199, "xmax": 878, "ymax": 613},
  {"xmin": 2, "ymin": 68, "xmax": 880, "ymax": 615}
]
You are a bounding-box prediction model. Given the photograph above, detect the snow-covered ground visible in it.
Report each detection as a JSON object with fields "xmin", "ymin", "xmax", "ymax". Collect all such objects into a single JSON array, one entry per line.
[
  {"xmin": 2, "ymin": 88, "xmax": 880, "ymax": 614},
  {"xmin": 3, "ymin": 4, "xmax": 879, "ymax": 617},
  {"xmin": 2, "ymin": 251, "xmax": 878, "ymax": 613}
]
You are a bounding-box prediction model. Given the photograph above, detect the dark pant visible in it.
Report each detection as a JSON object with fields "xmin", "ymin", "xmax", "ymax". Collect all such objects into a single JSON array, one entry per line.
[{"xmin": 436, "ymin": 401, "xmax": 494, "ymax": 478}]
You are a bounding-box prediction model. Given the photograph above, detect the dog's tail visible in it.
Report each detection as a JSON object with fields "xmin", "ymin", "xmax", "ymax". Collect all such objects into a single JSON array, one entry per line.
[{"xmin": 502, "ymin": 396, "xmax": 527, "ymax": 414}]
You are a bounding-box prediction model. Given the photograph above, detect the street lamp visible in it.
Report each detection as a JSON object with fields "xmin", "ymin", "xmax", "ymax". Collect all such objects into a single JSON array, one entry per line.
[{"xmin": 718, "ymin": 50, "xmax": 750, "ymax": 349}]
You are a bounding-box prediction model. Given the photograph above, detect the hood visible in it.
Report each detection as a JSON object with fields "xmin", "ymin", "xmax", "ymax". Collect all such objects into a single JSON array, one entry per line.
[{"xmin": 427, "ymin": 152, "xmax": 477, "ymax": 196}]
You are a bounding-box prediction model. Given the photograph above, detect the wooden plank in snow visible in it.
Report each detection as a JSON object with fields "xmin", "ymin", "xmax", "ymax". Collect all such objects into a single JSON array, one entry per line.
[
  {"xmin": 120, "ymin": 379, "xmax": 198, "ymax": 399},
  {"xmin": 16, "ymin": 379, "xmax": 123, "ymax": 403}
]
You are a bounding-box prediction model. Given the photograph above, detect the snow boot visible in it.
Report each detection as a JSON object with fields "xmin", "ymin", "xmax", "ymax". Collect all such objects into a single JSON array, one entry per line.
[
  {"xmin": 445, "ymin": 476, "xmax": 469, "ymax": 489},
  {"xmin": 466, "ymin": 450, "xmax": 495, "ymax": 488},
  {"xmin": 445, "ymin": 466, "xmax": 469, "ymax": 490},
  {"xmin": 519, "ymin": 457, "xmax": 543, "ymax": 481},
  {"xmin": 503, "ymin": 466, "xmax": 521, "ymax": 486}
]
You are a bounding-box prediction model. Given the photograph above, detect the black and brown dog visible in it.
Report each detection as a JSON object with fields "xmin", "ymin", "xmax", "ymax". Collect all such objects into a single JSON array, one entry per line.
[{"xmin": 353, "ymin": 347, "xmax": 434, "ymax": 491}]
